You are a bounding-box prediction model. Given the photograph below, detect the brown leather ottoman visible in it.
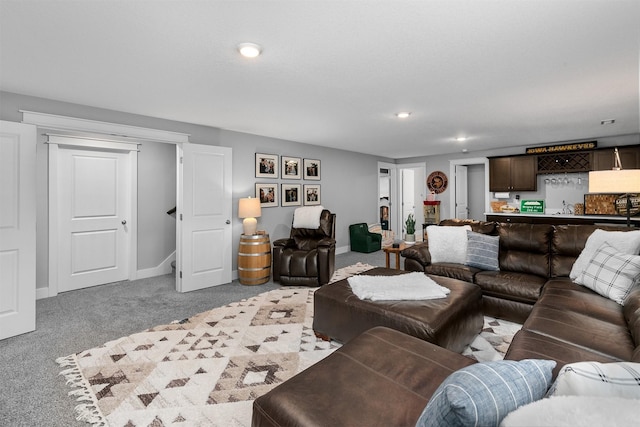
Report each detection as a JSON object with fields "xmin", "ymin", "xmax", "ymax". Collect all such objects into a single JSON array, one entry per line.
[
  {"xmin": 312, "ymin": 267, "xmax": 483, "ymax": 353},
  {"xmin": 252, "ymin": 326, "xmax": 476, "ymax": 427}
]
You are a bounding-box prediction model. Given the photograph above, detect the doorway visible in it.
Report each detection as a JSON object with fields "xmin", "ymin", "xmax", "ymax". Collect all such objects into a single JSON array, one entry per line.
[
  {"xmin": 449, "ymin": 158, "xmax": 490, "ymax": 221},
  {"xmin": 399, "ymin": 164, "xmax": 426, "ymax": 239},
  {"xmin": 23, "ymin": 111, "xmax": 233, "ymax": 297},
  {"xmin": 48, "ymin": 135, "xmax": 138, "ymax": 294}
]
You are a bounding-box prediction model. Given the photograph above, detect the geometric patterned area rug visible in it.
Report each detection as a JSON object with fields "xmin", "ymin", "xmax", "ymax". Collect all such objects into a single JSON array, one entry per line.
[
  {"xmin": 56, "ymin": 263, "xmax": 374, "ymax": 427},
  {"xmin": 57, "ymin": 262, "xmax": 522, "ymax": 426},
  {"xmin": 463, "ymin": 316, "xmax": 523, "ymax": 362}
]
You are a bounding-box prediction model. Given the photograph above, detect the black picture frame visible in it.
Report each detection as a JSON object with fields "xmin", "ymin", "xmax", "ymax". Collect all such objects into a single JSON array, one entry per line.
[
  {"xmin": 255, "ymin": 153, "xmax": 279, "ymax": 179},
  {"xmin": 303, "ymin": 184, "xmax": 321, "ymax": 206},
  {"xmin": 255, "ymin": 183, "xmax": 278, "ymax": 207},
  {"xmin": 303, "ymin": 158, "xmax": 321, "ymax": 180}
]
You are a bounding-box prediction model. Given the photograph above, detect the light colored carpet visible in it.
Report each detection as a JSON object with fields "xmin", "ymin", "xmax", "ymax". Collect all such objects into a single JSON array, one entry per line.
[
  {"xmin": 57, "ymin": 263, "xmax": 375, "ymax": 426},
  {"xmin": 57, "ymin": 263, "xmax": 521, "ymax": 426}
]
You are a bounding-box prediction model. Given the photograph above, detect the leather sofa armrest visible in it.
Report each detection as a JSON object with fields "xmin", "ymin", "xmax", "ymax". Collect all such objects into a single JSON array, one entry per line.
[
  {"xmin": 273, "ymin": 238, "xmax": 296, "ymax": 248},
  {"xmin": 401, "ymin": 242, "xmax": 431, "ymax": 265},
  {"xmin": 317, "ymin": 237, "xmax": 336, "ymax": 248}
]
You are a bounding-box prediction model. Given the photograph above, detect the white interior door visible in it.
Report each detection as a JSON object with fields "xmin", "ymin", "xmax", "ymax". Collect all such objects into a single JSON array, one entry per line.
[
  {"xmin": 455, "ymin": 165, "xmax": 469, "ymax": 219},
  {"xmin": 0, "ymin": 121, "xmax": 36, "ymax": 340},
  {"xmin": 57, "ymin": 146, "xmax": 131, "ymax": 292},
  {"xmin": 177, "ymin": 144, "xmax": 232, "ymax": 292}
]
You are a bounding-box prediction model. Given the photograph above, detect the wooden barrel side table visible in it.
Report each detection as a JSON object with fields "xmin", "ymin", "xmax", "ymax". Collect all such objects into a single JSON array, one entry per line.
[{"xmin": 238, "ymin": 233, "xmax": 271, "ymax": 285}]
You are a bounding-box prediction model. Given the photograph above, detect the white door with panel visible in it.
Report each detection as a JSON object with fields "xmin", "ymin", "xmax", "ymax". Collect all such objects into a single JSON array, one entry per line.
[
  {"xmin": 455, "ymin": 165, "xmax": 469, "ymax": 219},
  {"xmin": 0, "ymin": 121, "xmax": 36, "ymax": 340},
  {"xmin": 177, "ymin": 144, "xmax": 232, "ymax": 292},
  {"xmin": 56, "ymin": 145, "xmax": 132, "ymax": 292}
]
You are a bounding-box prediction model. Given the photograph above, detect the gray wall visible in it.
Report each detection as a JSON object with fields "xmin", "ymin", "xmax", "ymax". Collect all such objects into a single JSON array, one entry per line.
[
  {"xmin": 137, "ymin": 142, "xmax": 176, "ymax": 270},
  {"xmin": 1, "ymin": 91, "xmax": 387, "ymax": 290},
  {"xmin": 219, "ymin": 130, "xmax": 385, "ymax": 259}
]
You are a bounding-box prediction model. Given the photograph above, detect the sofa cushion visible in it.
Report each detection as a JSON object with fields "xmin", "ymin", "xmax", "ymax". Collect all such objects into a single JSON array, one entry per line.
[
  {"xmin": 497, "ymin": 223, "xmax": 553, "ymax": 278},
  {"xmin": 465, "ymin": 230, "xmax": 500, "ymax": 271},
  {"xmin": 424, "ymin": 262, "xmax": 480, "ymax": 283},
  {"xmin": 426, "ymin": 225, "xmax": 472, "ymax": 264},
  {"xmin": 623, "ymin": 287, "xmax": 640, "ymax": 354},
  {"xmin": 550, "ymin": 224, "xmax": 628, "ymax": 278},
  {"xmin": 416, "ymin": 359, "xmax": 555, "ymax": 427},
  {"xmin": 475, "ymin": 271, "xmax": 547, "ymax": 303},
  {"xmin": 549, "ymin": 361, "xmax": 640, "ymax": 399},
  {"xmin": 569, "ymin": 228, "xmax": 640, "ymax": 281},
  {"xmin": 440, "ymin": 218, "xmax": 497, "ymax": 235},
  {"xmin": 522, "ymin": 305, "xmax": 635, "ymax": 361},
  {"xmin": 574, "ymin": 243, "xmax": 640, "ymax": 305},
  {"xmin": 505, "ymin": 330, "xmax": 621, "ymax": 379},
  {"xmin": 539, "ymin": 279, "xmax": 627, "ymax": 326}
]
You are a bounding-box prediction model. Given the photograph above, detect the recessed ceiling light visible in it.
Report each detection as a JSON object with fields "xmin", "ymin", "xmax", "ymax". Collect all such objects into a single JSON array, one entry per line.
[
  {"xmin": 455, "ymin": 137, "xmax": 467, "ymax": 142},
  {"xmin": 600, "ymin": 119, "xmax": 615, "ymax": 125},
  {"xmin": 396, "ymin": 112, "xmax": 411, "ymax": 119},
  {"xmin": 238, "ymin": 42, "xmax": 262, "ymax": 58}
]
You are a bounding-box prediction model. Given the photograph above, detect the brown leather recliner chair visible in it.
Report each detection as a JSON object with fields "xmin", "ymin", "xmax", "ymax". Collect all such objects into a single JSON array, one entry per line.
[{"xmin": 272, "ymin": 209, "xmax": 336, "ymax": 286}]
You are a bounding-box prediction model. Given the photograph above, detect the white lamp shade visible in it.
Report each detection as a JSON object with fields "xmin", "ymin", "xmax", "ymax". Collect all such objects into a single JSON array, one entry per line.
[
  {"xmin": 238, "ymin": 197, "xmax": 262, "ymax": 218},
  {"xmin": 239, "ymin": 197, "xmax": 261, "ymax": 235},
  {"xmin": 588, "ymin": 169, "xmax": 640, "ymax": 193}
]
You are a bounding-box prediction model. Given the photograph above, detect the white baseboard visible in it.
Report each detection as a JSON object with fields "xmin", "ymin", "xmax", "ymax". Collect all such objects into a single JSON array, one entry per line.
[
  {"xmin": 36, "ymin": 287, "xmax": 50, "ymax": 300},
  {"xmin": 137, "ymin": 251, "xmax": 176, "ymax": 280},
  {"xmin": 336, "ymin": 245, "xmax": 350, "ymax": 255},
  {"xmin": 35, "ymin": 252, "xmax": 177, "ymax": 300}
]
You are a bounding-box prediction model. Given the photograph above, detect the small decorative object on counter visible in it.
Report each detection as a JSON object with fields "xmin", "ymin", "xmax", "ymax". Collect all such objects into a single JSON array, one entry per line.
[{"xmin": 574, "ymin": 203, "xmax": 584, "ymax": 215}]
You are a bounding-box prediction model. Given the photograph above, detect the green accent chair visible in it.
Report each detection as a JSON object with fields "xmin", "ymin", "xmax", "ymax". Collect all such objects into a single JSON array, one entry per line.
[{"xmin": 349, "ymin": 223, "xmax": 382, "ymax": 253}]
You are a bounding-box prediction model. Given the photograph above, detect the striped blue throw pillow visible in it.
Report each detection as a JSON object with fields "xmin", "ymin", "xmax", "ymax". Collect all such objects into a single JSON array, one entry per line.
[
  {"xmin": 416, "ymin": 359, "xmax": 556, "ymax": 427},
  {"xmin": 465, "ymin": 230, "xmax": 500, "ymax": 271}
]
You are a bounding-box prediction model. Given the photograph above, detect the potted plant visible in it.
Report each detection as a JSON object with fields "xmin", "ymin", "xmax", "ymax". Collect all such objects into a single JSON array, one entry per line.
[{"xmin": 405, "ymin": 213, "xmax": 416, "ymax": 243}]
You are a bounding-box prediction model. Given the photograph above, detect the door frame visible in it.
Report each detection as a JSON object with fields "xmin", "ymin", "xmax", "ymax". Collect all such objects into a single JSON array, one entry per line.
[
  {"xmin": 47, "ymin": 135, "xmax": 137, "ymax": 295},
  {"xmin": 449, "ymin": 157, "xmax": 491, "ymax": 220},
  {"xmin": 377, "ymin": 162, "xmax": 397, "ymax": 232},
  {"xmin": 21, "ymin": 111, "xmax": 190, "ymax": 297},
  {"xmin": 398, "ymin": 162, "xmax": 426, "ymax": 236}
]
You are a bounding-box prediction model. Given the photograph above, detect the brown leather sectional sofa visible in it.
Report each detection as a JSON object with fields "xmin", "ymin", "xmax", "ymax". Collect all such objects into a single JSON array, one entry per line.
[
  {"xmin": 403, "ymin": 219, "xmax": 640, "ymax": 376},
  {"xmin": 252, "ymin": 220, "xmax": 640, "ymax": 426}
]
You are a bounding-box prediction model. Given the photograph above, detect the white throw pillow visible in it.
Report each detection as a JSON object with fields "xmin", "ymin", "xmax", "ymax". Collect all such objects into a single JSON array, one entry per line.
[
  {"xmin": 426, "ymin": 225, "xmax": 472, "ymax": 264},
  {"xmin": 500, "ymin": 396, "xmax": 640, "ymax": 427},
  {"xmin": 569, "ymin": 229, "xmax": 640, "ymax": 280},
  {"xmin": 548, "ymin": 361, "xmax": 640, "ymax": 399},
  {"xmin": 574, "ymin": 243, "xmax": 640, "ymax": 305}
]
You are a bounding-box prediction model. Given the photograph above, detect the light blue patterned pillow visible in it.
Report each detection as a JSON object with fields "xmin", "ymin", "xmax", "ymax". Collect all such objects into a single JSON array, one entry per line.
[
  {"xmin": 465, "ymin": 230, "xmax": 500, "ymax": 271},
  {"xmin": 416, "ymin": 359, "xmax": 556, "ymax": 427}
]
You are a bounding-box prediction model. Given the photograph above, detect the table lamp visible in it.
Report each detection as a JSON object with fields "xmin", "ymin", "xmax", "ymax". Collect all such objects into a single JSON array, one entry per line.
[
  {"xmin": 239, "ymin": 197, "xmax": 262, "ymax": 235},
  {"xmin": 588, "ymin": 148, "xmax": 640, "ymax": 227}
]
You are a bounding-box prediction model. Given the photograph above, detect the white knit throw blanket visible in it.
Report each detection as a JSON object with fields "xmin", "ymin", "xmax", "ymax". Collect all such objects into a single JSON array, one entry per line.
[
  {"xmin": 348, "ymin": 272, "xmax": 450, "ymax": 301},
  {"xmin": 292, "ymin": 205, "xmax": 325, "ymax": 229}
]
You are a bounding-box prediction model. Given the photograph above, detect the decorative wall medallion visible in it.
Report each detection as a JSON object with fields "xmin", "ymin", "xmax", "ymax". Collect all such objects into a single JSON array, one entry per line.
[{"xmin": 427, "ymin": 171, "xmax": 448, "ymax": 194}]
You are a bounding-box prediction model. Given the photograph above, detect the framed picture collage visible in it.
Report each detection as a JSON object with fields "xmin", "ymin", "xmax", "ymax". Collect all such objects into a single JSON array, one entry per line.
[{"xmin": 255, "ymin": 153, "xmax": 321, "ymax": 208}]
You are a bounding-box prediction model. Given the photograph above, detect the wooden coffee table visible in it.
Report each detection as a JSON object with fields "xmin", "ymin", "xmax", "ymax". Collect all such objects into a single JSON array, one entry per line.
[{"xmin": 383, "ymin": 243, "xmax": 406, "ymax": 270}]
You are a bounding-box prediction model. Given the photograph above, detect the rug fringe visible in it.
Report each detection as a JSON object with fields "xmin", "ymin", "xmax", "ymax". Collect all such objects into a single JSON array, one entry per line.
[{"xmin": 57, "ymin": 354, "xmax": 108, "ymax": 427}]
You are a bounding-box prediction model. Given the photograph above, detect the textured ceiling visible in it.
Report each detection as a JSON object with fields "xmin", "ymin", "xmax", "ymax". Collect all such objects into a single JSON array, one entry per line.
[{"xmin": 1, "ymin": 0, "xmax": 639, "ymax": 158}]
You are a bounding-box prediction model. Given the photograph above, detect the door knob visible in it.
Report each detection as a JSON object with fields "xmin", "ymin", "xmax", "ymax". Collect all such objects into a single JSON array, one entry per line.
[
  {"xmin": 122, "ymin": 220, "xmax": 127, "ymax": 225},
  {"xmin": 226, "ymin": 220, "xmax": 231, "ymax": 224}
]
